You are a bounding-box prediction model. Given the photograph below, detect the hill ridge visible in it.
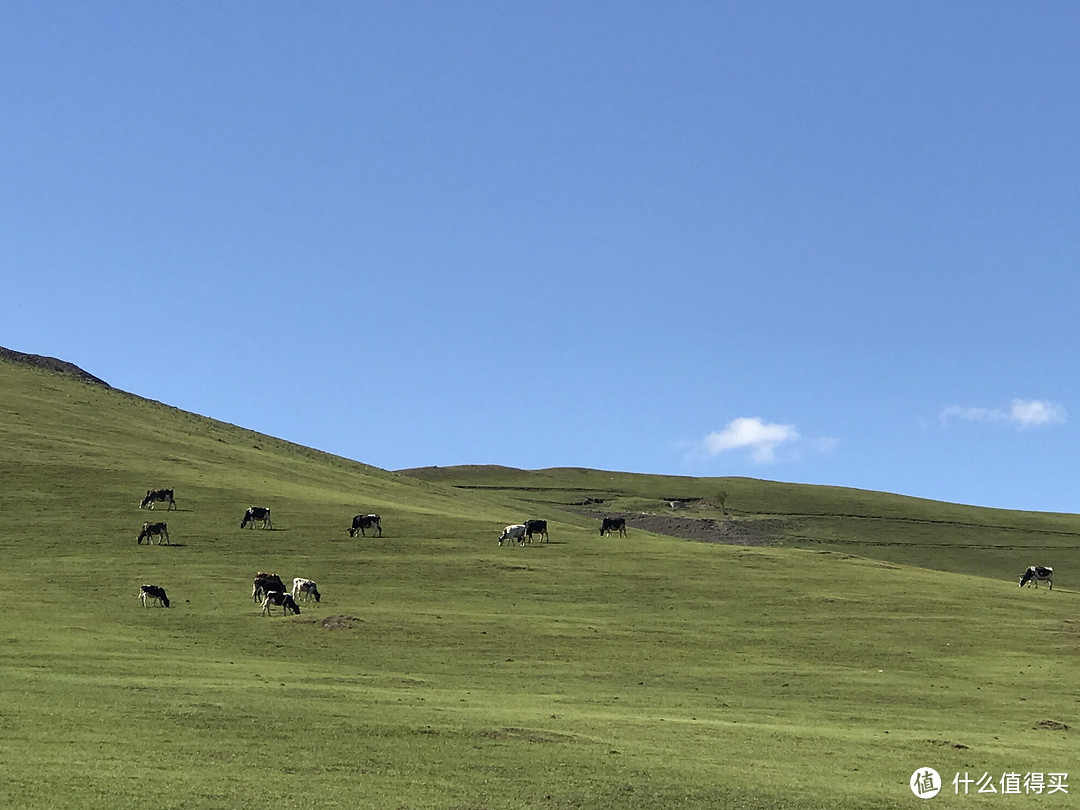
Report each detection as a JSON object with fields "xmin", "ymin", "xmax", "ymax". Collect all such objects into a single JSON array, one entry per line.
[{"xmin": 0, "ymin": 345, "xmax": 111, "ymax": 388}]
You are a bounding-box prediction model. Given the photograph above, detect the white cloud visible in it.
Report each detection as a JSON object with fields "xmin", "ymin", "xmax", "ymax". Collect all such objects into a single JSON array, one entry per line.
[
  {"xmin": 1009, "ymin": 399, "xmax": 1067, "ymax": 427},
  {"xmin": 702, "ymin": 417, "xmax": 800, "ymax": 463},
  {"xmin": 941, "ymin": 399, "xmax": 1067, "ymax": 429}
]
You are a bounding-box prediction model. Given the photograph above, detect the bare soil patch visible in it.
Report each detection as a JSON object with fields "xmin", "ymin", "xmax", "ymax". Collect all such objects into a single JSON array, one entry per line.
[
  {"xmin": 318, "ymin": 615, "xmax": 362, "ymax": 630},
  {"xmin": 480, "ymin": 727, "xmax": 579, "ymax": 744},
  {"xmin": 929, "ymin": 739, "xmax": 970, "ymax": 749},
  {"xmin": 1034, "ymin": 720, "xmax": 1070, "ymax": 731}
]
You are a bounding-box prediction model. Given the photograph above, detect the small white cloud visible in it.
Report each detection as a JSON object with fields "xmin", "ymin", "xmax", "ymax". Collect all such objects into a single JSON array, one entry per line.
[
  {"xmin": 702, "ymin": 417, "xmax": 800, "ymax": 463},
  {"xmin": 941, "ymin": 399, "xmax": 1067, "ymax": 429},
  {"xmin": 1009, "ymin": 399, "xmax": 1067, "ymax": 427}
]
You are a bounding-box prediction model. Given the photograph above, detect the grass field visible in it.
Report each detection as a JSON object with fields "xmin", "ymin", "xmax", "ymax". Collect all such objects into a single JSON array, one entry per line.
[{"xmin": 1, "ymin": 355, "xmax": 1077, "ymax": 808}]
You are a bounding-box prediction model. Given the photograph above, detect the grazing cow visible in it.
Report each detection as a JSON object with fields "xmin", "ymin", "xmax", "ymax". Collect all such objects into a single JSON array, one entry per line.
[
  {"xmin": 292, "ymin": 578, "xmax": 321, "ymax": 602},
  {"xmin": 137, "ymin": 521, "xmax": 170, "ymax": 545},
  {"xmin": 524, "ymin": 519, "xmax": 549, "ymax": 543},
  {"xmin": 140, "ymin": 488, "xmax": 176, "ymax": 510},
  {"xmin": 140, "ymin": 584, "xmax": 170, "ymax": 608},
  {"xmin": 347, "ymin": 514, "xmax": 382, "ymax": 537},
  {"xmin": 241, "ymin": 506, "xmax": 273, "ymax": 529},
  {"xmin": 498, "ymin": 524, "xmax": 527, "ymax": 546},
  {"xmin": 600, "ymin": 517, "xmax": 627, "ymax": 537},
  {"xmin": 261, "ymin": 591, "xmax": 301, "ymax": 616},
  {"xmin": 1019, "ymin": 565, "xmax": 1053, "ymax": 590},
  {"xmin": 252, "ymin": 572, "xmax": 286, "ymax": 602}
]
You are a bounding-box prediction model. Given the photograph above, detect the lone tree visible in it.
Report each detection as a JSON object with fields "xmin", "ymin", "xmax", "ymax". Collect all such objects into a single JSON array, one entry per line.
[{"xmin": 714, "ymin": 489, "xmax": 729, "ymax": 515}]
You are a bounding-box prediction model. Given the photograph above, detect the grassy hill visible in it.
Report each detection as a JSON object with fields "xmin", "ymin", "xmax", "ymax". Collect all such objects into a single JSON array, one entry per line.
[
  {"xmin": 1, "ymin": 353, "xmax": 1077, "ymax": 809},
  {"xmin": 399, "ymin": 465, "xmax": 1080, "ymax": 583}
]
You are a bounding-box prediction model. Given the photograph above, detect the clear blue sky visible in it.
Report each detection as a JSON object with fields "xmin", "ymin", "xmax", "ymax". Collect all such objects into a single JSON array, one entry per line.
[{"xmin": 4, "ymin": 2, "xmax": 1078, "ymax": 513}]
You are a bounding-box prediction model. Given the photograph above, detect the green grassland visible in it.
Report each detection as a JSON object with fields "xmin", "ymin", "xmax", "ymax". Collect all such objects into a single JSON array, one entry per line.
[
  {"xmin": 1, "ymin": 355, "xmax": 1077, "ymax": 809},
  {"xmin": 401, "ymin": 464, "xmax": 1080, "ymax": 584}
]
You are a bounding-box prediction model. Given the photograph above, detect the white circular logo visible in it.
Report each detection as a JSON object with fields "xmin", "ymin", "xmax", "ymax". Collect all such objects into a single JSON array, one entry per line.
[{"xmin": 911, "ymin": 768, "xmax": 941, "ymax": 799}]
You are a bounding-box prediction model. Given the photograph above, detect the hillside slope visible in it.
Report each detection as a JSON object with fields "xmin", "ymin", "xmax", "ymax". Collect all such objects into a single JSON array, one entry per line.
[
  {"xmin": 401, "ymin": 464, "xmax": 1080, "ymax": 582},
  {"xmin": 2, "ymin": 355, "xmax": 1077, "ymax": 809}
]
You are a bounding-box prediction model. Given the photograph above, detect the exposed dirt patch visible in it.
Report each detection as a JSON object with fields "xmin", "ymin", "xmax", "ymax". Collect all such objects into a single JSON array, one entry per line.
[
  {"xmin": 574, "ymin": 510, "xmax": 785, "ymax": 546},
  {"xmin": 480, "ymin": 727, "xmax": 578, "ymax": 744},
  {"xmin": 929, "ymin": 739, "xmax": 970, "ymax": 749},
  {"xmin": 1034, "ymin": 720, "xmax": 1070, "ymax": 731},
  {"xmin": 318, "ymin": 615, "xmax": 362, "ymax": 630}
]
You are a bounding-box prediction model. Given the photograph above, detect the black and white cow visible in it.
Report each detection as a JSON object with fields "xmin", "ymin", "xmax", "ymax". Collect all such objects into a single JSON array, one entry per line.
[
  {"xmin": 1019, "ymin": 566, "xmax": 1053, "ymax": 590},
  {"xmin": 524, "ymin": 519, "xmax": 549, "ymax": 543},
  {"xmin": 252, "ymin": 573, "xmax": 286, "ymax": 602},
  {"xmin": 292, "ymin": 577, "xmax": 321, "ymax": 602},
  {"xmin": 498, "ymin": 524, "xmax": 527, "ymax": 546},
  {"xmin": 600, "ymin": 517, "xmax": 627, "ymax": 537},
  {"xmin": 140, "ymin": 584, "xmax": 170, "ymax": 608},
  {"xmin": 241, "ymin": 506, "xmax": 273, "ymax": 529},
  {"xmin": 347, "ymin": 514, "xmax": 382, "ymax": 537},
  {"xmin": 137, "ymin": 522, "xmax": 170, "ymax": 545},
  {"xmin": 140, "ymin": 488, "xmax": 176, "ymax": 510},
  {"xmin": 261, "ymin": 591, "xmax": 301, "ymax": 616}
]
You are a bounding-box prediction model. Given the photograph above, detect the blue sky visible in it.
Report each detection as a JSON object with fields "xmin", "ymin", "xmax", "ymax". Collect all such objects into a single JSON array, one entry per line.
[{"xmin": 3, "ymin": 2, "xmax": 1078, "ymax": 512}]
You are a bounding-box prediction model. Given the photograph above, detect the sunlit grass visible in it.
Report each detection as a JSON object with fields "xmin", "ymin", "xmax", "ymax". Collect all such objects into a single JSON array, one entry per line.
[{"xmin": 1, "ymin": 357, "xmax": 1076, "ymax": 808}]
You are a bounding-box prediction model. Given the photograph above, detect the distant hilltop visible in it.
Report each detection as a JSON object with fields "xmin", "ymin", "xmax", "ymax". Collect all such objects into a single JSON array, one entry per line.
[{"xmin": 0, "ymin": 346, "xmax": 110, "ymax": 388}]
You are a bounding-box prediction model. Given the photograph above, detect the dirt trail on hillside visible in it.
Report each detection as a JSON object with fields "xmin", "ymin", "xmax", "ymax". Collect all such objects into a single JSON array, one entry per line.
[{"xmin": 574, "ymin": 510, "xmax": 785, "ymax": 546}]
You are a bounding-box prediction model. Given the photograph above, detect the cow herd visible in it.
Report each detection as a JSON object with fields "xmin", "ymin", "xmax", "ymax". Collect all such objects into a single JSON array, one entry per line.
[
  {"xmin": 141, "ymin": 571, "xmax": 321, "ymax": 616},
  {"xmin": 134, "ymin": 488, "xmax": 385, "ymax": 618},
  {"xmin": 496, "ymin": 517, "xmax": 629, "ymax": 545},
  {"xmin": 137, "ymin": 498, "xmax": 388, "ymax": 548},
  {"xmin": 497, "ymin": 519, "xmax": 548, "ymax": 546},
  {"xmin": 135, "ymin": 486, "xmax": 1056, "ymax": 614}
]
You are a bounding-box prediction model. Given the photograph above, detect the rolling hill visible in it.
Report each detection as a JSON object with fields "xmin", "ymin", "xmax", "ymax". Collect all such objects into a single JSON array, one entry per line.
[
  {"xmin": 398, "ymin": 464, "xmax": 1080, "ymax": 583},
  {"xmin": 1, "ymin": 350, "xmax": 1076, "ymax": 809}
]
